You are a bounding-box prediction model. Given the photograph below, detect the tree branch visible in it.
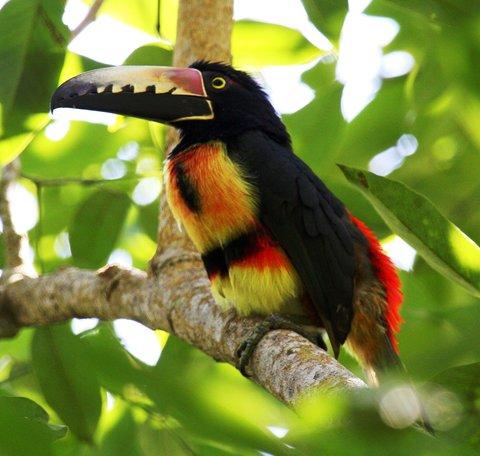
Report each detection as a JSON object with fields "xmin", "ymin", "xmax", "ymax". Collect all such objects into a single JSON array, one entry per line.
[
  {"xmin": 1, "ymin": 262, "xmax": 365, "ymax": 405},
  {"xmin": 0, "ymin": 0, "xmax": 366, "ymax": 408}
]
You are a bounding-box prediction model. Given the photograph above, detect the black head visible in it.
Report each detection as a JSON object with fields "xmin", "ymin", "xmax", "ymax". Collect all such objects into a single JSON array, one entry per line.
[
  {"xmin": 175, "ymin": 61, "xmax": 290, "ymax": 149},
  {"xmin": 50, "ymin": 61, "xmax": 290, "ymax": 151}
]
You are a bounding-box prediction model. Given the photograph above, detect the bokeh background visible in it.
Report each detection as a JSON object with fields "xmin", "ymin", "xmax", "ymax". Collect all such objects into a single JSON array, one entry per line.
[{"xmin": 0, "ymin": 0, "xmax": 479, "ymax": 454}]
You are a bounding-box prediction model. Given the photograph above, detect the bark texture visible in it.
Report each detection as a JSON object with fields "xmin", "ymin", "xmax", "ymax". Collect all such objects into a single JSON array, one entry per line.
[
  {"xmin": 2, "ymin": 264, "xmax": 365, "ymax": 404},
  {"xmin": 0, "ymin": 0, "xmax": 365, "ymax": 408}
]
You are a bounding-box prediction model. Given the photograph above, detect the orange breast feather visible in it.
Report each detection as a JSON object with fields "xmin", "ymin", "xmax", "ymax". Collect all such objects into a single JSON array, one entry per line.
[
  {"xmin": 165, "ymin": 142, "xmax": 258, "ymax": 253},
  {"xmin": 165, "ymin": 142, "xmax": 304, "ymax": 315}
]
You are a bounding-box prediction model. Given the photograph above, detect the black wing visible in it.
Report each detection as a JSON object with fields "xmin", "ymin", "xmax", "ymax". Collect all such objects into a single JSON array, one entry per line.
[{"xmin": 227, "ymin": 131, "xmax": 356, "ymax": 356}]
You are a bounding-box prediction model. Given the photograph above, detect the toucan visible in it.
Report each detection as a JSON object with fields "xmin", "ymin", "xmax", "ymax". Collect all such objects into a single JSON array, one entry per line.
[{"xmin": 51, "ymin": 61, "xmax": 419, "ymax": 398}]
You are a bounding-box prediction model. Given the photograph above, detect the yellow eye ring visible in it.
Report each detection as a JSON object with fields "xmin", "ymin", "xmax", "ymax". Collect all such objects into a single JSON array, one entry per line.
[{"xmin": 211, "ymin": 77, "xmax": 227, "ymax": 90}]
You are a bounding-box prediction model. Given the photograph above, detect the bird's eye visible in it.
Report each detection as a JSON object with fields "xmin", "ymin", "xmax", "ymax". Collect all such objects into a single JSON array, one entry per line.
[{"xmin": 211, "ymin": 77, "xmax": 227, "ymax": 90}]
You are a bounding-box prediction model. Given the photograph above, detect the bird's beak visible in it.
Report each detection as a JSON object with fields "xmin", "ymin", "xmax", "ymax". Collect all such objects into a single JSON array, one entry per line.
[{"xmin": 50, "ymin": 66, "xmax": 213, "ymax": 123}]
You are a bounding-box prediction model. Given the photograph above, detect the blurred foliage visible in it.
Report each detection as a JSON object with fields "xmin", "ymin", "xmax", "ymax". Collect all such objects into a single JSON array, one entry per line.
[
  {"xmin": 0, "ymin": 0, "xmax": 479, "ymax": 454},
  {"xmin": 32, "ymin": 325, "xmax": 102, "ymax": 443},
  {"xmin": 340, "ymin": 165, "xmax": 480, "ymax": 297},
  {"xmin": 69, "ymin": 189, "xmax": 131, "ymax": 268}
]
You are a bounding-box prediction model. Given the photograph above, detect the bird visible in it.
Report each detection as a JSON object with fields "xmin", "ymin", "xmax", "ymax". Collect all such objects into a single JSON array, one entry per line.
[{"xmin": 51, "ymin": 62, "xmax": 428, "ymax": 427}]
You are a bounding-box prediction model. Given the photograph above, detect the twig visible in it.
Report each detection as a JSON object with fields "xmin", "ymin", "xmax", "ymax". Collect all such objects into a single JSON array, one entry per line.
[
  {"xmin": 21, "ymin": 172, "xmax": 161, "ymax": 188},
  {"xmin": 71, "ymin": 0, "xmax": 105, "ymax": 40},
  {"xmin": 0, "ymin": 161, "xmax": 32, "ymax": 273},
  {"xmin": 156, "ymin": 0, "xmax": 162, "ymax": 36}
]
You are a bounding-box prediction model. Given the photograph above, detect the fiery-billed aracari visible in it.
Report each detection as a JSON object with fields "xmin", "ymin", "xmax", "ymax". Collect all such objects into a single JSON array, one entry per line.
[{"xmin": 51, "ymin": 62, "xmax": 407, "ymax": 387}]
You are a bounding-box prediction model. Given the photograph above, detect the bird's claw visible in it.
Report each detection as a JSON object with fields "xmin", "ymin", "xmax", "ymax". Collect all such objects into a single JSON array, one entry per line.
[
  {"xmin": 235, "ymin": 339, "xmax": 253, "ymax": 377},
  {"xmin": 235, "ymin": 325, "xmax": 269, "ymax": 377},
  {"xmin": 235, "ymin": 314, "xmax": 327, "ymax": 377}
]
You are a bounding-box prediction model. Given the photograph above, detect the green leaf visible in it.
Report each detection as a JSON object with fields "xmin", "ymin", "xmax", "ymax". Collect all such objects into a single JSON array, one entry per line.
[
  {"xmin": 80, "ymin": 323, "xmax": 151, "ymax": 395},
  {"xmin": 149, "ymin": 337, "xmax": 289, "ymax": 456},
  {"xmin": 430, "ymin": 362, "xmax": 480, "ymax": 402},
  {"xmin": 123, "ymin": 43, "xmax": 172, "ymax": 66},
  {"xmin": 339, "ymin": 165, "xmax": 480, "ymax": 297},
  {"xmin": 0, "ymin": 328, "xmax": 33, "ymax": 361},
  {"xmin": 232, "ymin": 20, "xmax": 321, "ymax": 67},
  {"xmin": 367, "ymin": 0, "xmax": 476, "ymax": 27},
  {"xmin": 301, "ymin": 0, "xmax": 348, "ymax": 44},
  {"xmin": 69, "ymin": 189, "xmax": 131, "ymax": 268},
  {"xmin": 0, "ymin": 116, "xmax": 49, "ymax": 165},
  {"xmin": 138, "ymin": 422, "xmax": 198, "ymax": 456},
  {"xmin": 99, "ymin": 407, "xmax": 143, "ymax": 456},
  {"xmin": 0, "ymin": 131, "xmax": 36, "ymax": 165},
  {"xmin": 339, "ymin": 78, "xmax": 409, "ymax": 166},
  {"xmin": 0, "ymin": 0, "xmax": 67, "ymax": 136},
  {"xmin": 428, "ymin": 363, "xmax": 480, "ymax": 449},
  {"xmin": 137, "ymin": 202, "xmax": 159, "ymax": 242},
  {"xmin": 0, "ymin": 397, "xmax": 57, "ymax": 455},
  {"xmin": 0, "ymin": 0, "xmax": 41, "ymax": 119},
  {"xmin": 31, "ymin": 324, "xmax": 102, "ymax": 442},
  {"xmin": 22, "ymin": 118, "xmax": 151, "ymax": 179},
  {"xmin": 83, "ymin": 0, "xmax": 162, "ymax": 36},
  {"xmin": 0, "ymin": 396, "xmax": 67, "ymax": 440},
  {"xmin": 284, "ymin": 58, "xmax": 345, "ymax": 169}
]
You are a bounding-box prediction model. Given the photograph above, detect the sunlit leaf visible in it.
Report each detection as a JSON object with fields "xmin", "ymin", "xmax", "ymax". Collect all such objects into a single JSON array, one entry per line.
[
  {"xmin": 83, "ymin": 0, "xmax": 178, "ymax": 42},
  {"xmin": 69, "ymin": 189, "xmax": 131, "ymax": 268},
  {"xmin": 340, "ymin": 165, "xmax": 480, "ymax": 297},
  {"xmin": 31, "ymin": 325, "xmax": 102, "ymax": 442},
  {"xmin": 233, "ymin": 20, "xmax": 321, "ymax": 67},
  {"xmin": 98, "ymin": 406, "xmax": 143, "ymax": 455},
  {"xmin": 123, "ymin": 43, "xmax": 172, "ymax": 66},
  {"xmin": 0, "ymin": 329, "xmax": 33, "ymax": 362},
  {"xmin": 0, "ymin": 118, "xmax": 49, "ymax": 165}
]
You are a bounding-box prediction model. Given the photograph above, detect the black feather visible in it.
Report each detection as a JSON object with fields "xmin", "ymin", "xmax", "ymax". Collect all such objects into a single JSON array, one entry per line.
[
  {"xmin": 201, "ymin": 247, "xmax": 228, "ymax": 278},
  {"xmin": 226, "ymin": 130, "xmax": 356, "ymax": 354},
  {"xmin": 174, "ymin": 162, "xmax": 201, "ymax": 213},
  {"xmin": 172, "ymin": 61, "xmax": 291, "ymax": 155}
]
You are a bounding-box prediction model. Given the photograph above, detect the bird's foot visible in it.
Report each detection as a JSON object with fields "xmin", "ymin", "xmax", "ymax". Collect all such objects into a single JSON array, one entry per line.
[{"xmin": 235, "ymin": 314, "xmax": 326, "ymax": 377}]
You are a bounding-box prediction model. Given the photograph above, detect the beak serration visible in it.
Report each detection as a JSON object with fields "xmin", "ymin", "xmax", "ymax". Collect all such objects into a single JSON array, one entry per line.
[{"xmin": 51, "ymin": 65, "xmax": 213, "ymax": 122}]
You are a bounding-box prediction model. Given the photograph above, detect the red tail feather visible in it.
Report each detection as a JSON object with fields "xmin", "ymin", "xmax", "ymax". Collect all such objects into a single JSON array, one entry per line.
[{"xmin": 349, "ymin": 215, "xmax": 403, "ymax": 353}]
